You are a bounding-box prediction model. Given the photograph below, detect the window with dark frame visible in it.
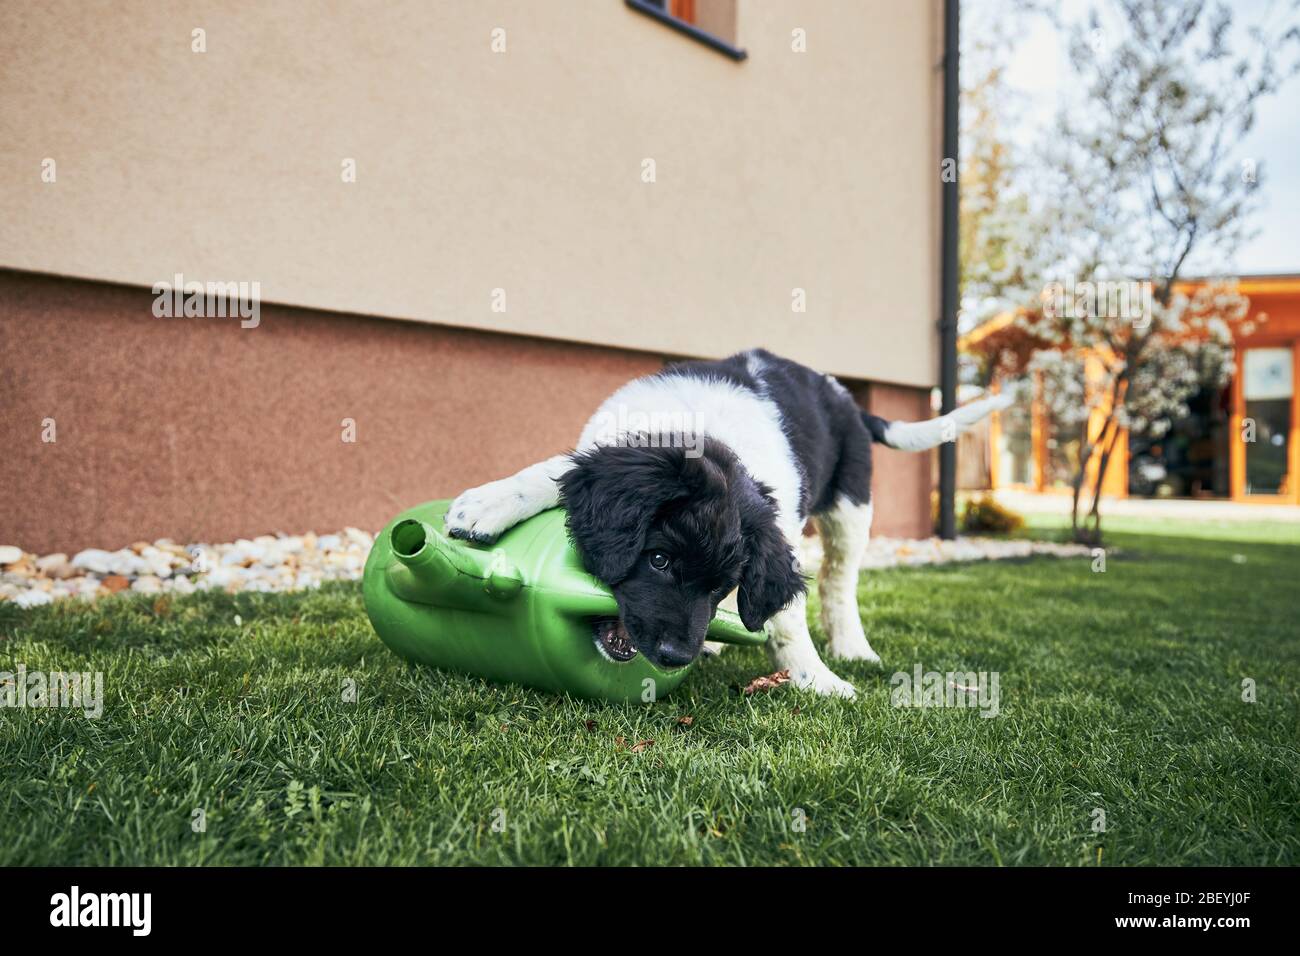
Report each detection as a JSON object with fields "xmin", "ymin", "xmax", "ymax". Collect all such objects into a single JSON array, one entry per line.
[{"xmin": 625, "ymin": 0, "xmax": 746, "ymax": 61}]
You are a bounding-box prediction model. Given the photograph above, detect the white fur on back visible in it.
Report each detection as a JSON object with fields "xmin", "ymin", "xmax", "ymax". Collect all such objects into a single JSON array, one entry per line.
[{"xmin": 578, "ymin": 372, "xmax": 804, "ymax": 530}]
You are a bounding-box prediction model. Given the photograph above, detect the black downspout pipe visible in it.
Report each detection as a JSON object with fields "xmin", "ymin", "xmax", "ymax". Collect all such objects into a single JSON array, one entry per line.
[{"xmin": 938, "ymin": 0, "xmax": 960, "ymax": 540}]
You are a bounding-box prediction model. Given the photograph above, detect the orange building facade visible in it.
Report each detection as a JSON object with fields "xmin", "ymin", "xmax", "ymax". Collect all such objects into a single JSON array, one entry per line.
[{"xmin": 966, "ymin": 276, "xmax": 1300, "ymax": 505}]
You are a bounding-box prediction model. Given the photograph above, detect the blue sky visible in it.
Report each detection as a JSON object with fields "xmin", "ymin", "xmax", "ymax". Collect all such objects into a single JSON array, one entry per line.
[{"xmin": 992, "ymin": 0, "xmax": 1299, "ymax": 276}]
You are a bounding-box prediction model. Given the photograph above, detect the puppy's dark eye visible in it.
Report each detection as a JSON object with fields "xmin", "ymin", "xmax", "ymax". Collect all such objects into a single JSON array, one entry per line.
[{"xmin": 648, "ymin": 551, "xmax": 671, "ymax": 572}]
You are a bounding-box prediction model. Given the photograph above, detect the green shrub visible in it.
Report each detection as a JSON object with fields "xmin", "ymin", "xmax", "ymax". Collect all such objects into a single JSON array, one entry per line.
[{"xmin": 961, "ymin": 493, "xmax": 1025, "ymax": 534}]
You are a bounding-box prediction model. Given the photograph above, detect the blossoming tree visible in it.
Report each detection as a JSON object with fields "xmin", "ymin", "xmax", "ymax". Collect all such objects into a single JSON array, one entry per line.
[{"xmin": 970, "ymin": 0, "xmax": 1298, "ymax": 545}]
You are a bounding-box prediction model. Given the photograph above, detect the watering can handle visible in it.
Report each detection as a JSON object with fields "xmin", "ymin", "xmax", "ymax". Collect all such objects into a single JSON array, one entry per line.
[
  {"xmin": 706, "ymin": 607, "xmax": 766, "ymax": 646},
  {"xmin": 549, "ymin": 573, "xmax": 765, "ymax": 646},
  {"xmin": 558, "ymin": 597, "xmax": 765, "ymax": 646}
]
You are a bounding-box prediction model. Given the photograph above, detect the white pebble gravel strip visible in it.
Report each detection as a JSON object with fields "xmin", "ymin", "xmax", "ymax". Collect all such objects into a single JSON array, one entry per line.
[
  {"xmin": 0, "ymin": 529, "xmax": 1089, "ymax": 609},
  {"xmin": 828, "ymin": 535, "xmax": 1091, "ymax": 569},
  {"xmin": 0, "ymin": 529, "xmax": 376, "ymax": 608}
]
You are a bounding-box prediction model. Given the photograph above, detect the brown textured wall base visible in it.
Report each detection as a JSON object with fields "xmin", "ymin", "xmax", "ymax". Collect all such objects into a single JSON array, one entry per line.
[
  {"xmin": 1, "ymin": 271, "xmax": 933, "ymax": 553},
  {"xmin": 857, "ymin": 380, "xmax": 936, "ymax": 540}
]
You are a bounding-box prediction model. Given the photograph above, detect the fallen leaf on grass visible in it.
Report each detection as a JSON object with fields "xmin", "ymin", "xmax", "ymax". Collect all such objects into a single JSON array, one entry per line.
[
  {"xmin": 615, "ymin": 736, "xmax": 654, "ymax": 753},
  {"xmin": 743, "ymin": 670, "xmax": 791, "ymax": 696},
  {"xmin": 676, "ymin": 716, "xmax": 694, "ymax": 727},
  {"xmin": 584, "ymin": 719, "xmax": 597, "ymax": 733}
]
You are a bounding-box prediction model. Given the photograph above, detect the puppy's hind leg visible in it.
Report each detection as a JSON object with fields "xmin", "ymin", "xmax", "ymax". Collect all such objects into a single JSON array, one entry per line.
[
  {"xmin": 444, "ymin": 455, "xmax": 571, "ymax": 543},
  {"xmin": 815, "ymin": 496, "xmax": 880, "ymax": 663}
]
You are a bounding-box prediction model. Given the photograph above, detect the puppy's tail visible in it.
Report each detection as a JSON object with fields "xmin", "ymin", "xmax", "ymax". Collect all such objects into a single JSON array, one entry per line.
[{"xmin": 862, "ymin": 393, "xmax": 1013, "ymax": 452}]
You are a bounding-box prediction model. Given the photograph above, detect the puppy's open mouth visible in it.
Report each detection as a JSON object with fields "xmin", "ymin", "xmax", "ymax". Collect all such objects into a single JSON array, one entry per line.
[{"xmin": 591, "ymin": 618, "xmax": 638, "ymax": 663}]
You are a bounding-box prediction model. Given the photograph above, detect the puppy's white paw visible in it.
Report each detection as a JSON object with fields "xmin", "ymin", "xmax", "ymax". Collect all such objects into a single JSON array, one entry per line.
[
  {"xmin": 444, "ymin": 480, "xmax": 533, "ymax": 543},
  {"xmin": 826, "ymin": 639, "xmax": 882, "ymax": 664},
  {"xmin": 788, "ymin": 665, "xmax": 857, "ymax": 698}
]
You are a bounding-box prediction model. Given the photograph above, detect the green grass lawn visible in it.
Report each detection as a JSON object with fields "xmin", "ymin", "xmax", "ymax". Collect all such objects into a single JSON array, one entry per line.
[{"xmin": 2, "ymin": 516, "xmax": 1297, "ymax": 866}]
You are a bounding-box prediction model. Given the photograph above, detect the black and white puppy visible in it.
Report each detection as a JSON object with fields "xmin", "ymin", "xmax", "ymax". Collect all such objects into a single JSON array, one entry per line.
[{"xmin": 445, "ymin": 348, "xmax": 1009, "ymax": 697}]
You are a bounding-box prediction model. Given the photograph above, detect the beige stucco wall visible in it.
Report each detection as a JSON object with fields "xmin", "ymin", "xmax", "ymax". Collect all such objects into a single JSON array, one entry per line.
[{"xmin": 0, "ymin": 0, "xmax": 940, "ymax": 387}]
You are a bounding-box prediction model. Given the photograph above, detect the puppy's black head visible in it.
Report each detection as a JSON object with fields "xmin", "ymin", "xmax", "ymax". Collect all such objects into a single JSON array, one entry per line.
[{"xmin": 558, "ymin": 438, "xmax": 804, "ymax": 670}]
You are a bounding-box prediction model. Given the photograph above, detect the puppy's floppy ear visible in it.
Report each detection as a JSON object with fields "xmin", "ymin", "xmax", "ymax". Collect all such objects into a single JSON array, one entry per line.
[
  {"xmin": 558, "ymin": 443, "xmax": 689, "ymax": 583},
  {"xmin": 736, "ymin": 483, "xmax": 805, "ymax": 631}
]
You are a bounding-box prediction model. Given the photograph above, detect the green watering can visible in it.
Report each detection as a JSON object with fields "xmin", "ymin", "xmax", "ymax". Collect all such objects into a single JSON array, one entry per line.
[{"xmin": 362, "ymin": 499, "xmax": 766, "ymax": 702}]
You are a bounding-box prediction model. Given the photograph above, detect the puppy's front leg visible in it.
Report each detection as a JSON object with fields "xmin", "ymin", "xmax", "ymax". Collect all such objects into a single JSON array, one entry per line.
[
  {"xmin": 444, "ymin": 455, "xmax": 572, "ymax": 544},
  {"xmin": 766, "ymin": 593, "xmax": 857, "ymax": 698}
]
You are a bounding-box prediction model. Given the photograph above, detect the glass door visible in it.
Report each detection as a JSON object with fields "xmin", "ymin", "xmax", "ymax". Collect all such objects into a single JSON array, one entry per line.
[
  {"xmin": 996, "ymin": 377, "xmax": 1034, "ymax": 487},
  {"xmin": 1242, "ymin": 347, "xmax": 1293, "ymax": 496}
]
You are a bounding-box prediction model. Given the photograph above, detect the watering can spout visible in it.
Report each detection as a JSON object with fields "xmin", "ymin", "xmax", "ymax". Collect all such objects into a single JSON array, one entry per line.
[{"xmin": 387, "ymin": 518, "xmax": 521, "ymax": 608}]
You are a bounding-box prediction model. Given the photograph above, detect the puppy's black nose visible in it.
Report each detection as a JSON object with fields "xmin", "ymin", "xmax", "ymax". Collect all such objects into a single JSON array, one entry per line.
[{"xmin": 655, "ymin": 640, "xmax": 695, "ymax": 668}]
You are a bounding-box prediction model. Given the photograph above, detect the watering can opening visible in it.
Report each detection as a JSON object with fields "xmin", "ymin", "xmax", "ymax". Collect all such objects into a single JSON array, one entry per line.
[{"xmin": 391, "ymin": 519, "xmax": 427, "ymax": 559}]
